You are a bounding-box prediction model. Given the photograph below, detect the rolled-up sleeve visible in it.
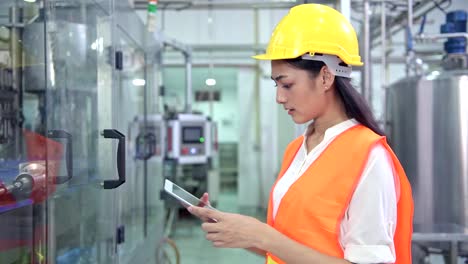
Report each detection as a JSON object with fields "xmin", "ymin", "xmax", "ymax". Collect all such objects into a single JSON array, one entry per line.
[{"xmin": 340, "ymin": 143, "xmax": 398, "ymax": 264}]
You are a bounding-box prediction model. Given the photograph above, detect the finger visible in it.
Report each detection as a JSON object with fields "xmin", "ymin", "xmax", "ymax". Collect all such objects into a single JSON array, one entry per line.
[
  {"xmin": 198, "ymin": 192, "xmax": 210, "ymax": 207},
  {"xmin": 200, "ymin": 216, "xmax": 213, "ymax": 223},
  {"xmin": 180, "ymin": 201, "xmax": 191, "ymax": 209},
  {"xmin": 206, "ymin": 233, "xmax": 220, "ymax": 242},
  {"xmin": 213, "ymin": 241, "xmax": 226, "ymax": 248},
  {"xmin": 201, "ymin": 222, "xmax": 220, "ymax": 233},
  {"xmin": 188, "ymin": 206, "xmax": 222, "ymax": 221}
]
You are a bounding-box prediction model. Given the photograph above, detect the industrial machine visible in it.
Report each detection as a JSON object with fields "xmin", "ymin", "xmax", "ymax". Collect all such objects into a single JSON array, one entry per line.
[
  {"xmin": 166, "ymin": 113, "xmax": 211, "ymax": 165},
  {"xmin": 386, "ymin": 10, "xmax": 468, "ymax": 263}
]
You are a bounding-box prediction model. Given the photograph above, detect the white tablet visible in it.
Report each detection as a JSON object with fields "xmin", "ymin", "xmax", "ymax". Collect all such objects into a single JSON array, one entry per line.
[{"xmin": 164, "ymin": 179, "xmax": 216, "ymax": 210}]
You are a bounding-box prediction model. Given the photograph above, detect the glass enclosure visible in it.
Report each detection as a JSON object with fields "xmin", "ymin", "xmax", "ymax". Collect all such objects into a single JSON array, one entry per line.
[{"xmin": 0, "ymin": 0, "xmax": 164, "ymax": 263}]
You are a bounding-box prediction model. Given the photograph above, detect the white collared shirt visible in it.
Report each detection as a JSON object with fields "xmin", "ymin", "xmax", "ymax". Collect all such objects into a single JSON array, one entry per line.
[{"xmin": 272, "ymin": 119, "xmax": 397, "ymax": 263}]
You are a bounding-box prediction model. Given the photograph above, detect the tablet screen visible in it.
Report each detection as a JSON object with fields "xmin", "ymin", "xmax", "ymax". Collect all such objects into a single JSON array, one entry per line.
[
  {"xmin": 173, "ymin": 183, "xmax": 205, "ymax": 206},
  {"xmin": 165, "ymin": 179, "xmax": 214, "ymax": 209}
]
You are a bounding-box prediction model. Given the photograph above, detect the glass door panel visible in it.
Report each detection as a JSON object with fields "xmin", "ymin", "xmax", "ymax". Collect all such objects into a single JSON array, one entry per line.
[
  {"xmin": 43, "ymin": 0, "xmax": 118, "ymax": 263},
  {"xmin": 0, "ymin": 1, "xmax": 48, "ymax": 263}
]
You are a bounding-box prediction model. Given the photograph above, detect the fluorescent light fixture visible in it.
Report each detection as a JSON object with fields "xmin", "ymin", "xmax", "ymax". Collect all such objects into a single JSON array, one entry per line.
[
  {"xmin": 426, "ymin": 71, "xmax": 441, "ymax": 81},
  {"xmin": 24, "ymin": 0, "xmax": 36, "ymax": 2},
  {"xmin": 205, "ymin": 78, "xmax": 216, "ymax": 86},
  {"xmin": 133, "ymin": 79, "xmax": 146, "ymax": 86}
]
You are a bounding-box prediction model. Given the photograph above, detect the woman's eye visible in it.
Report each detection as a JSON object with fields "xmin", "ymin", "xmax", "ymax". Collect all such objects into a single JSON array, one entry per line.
[{"xmin": 273, "ymin": 83, "xmax": 292, "ymax": 89}]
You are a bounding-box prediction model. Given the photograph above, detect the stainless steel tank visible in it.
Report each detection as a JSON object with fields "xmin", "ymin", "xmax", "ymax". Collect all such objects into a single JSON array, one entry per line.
[{"xmin": 386, "ymin": 69, "xmax": 468, "ymax": 254}]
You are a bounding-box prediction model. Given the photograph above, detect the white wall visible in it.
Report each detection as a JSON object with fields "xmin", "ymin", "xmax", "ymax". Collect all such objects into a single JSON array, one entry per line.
[{"xmin": 237, "ymin": 68, "xmax": 260, "ymax": 207}]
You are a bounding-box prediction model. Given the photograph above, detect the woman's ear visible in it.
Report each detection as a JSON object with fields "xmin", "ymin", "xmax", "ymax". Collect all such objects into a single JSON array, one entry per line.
[{"xmin": 320, "ymin": 66, "xmax": 335, "ymax": 91}]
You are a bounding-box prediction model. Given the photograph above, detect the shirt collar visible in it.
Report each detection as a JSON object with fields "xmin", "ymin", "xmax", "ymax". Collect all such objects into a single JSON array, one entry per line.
[{"xmin": 302, "ymin": 118, "xmax": 359, "ymax": 146}]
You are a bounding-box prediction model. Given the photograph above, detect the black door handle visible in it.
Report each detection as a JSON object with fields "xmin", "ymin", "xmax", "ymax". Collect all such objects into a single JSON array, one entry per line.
[
  {"xmin": 101, "ymin": 129, "xmax": 126, "ymax": 189},
  {"xmin": 47, "ymin": 130, "xmax": 73, "ymax": 184}
]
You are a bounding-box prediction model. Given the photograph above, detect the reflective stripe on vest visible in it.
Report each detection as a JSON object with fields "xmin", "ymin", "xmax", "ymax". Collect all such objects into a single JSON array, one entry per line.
[
  {"xmin": 266, "ymin": 256, "xmax": 277, "ymax": 264},
  {"xmin": 264, "ymin": 125, "xmax": 413, "ymax": 264}
]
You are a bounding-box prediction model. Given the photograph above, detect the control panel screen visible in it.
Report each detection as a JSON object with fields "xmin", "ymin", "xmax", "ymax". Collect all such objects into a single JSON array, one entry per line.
[{"xmin": 182, "ymin": 126, "xmax": 204, "ymax": 144}]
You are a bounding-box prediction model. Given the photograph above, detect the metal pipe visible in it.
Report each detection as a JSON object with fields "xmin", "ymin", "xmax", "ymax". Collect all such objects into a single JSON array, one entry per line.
[
  {"xmin": 134, "ymin": 0, "xmax": 299, "ymax": 10},
  {"xmin": 190, "ymin": 44, "xmax": 266, "ymax": 52},
  {"xmin": 156, "ymin": 32, "xmax": 193, "ymax": 113},
  {"xmin": 371, "ymin": 0, "xmax": 441, "ymax": 47},
  {"xmin": 405, "ymin": 0, "xmax": 414, "ymax": 76},
  {"xmin": 143, "ymin": 52, "xmax": 148, "ymax": 237},
  {"xmin": 185, "ymin": 51, "xmax": 193, "ymax": 113},
  {"xmin": 254, "ymin": 7, "xmax": 263, "ymax": 207},
  {"xmin": 9, "ymin": 6, "xmax": 21, "ymax": 157},
  {"xmin": 450, "ymin": 241, "xmax": 458, "ymax": 264},
  {"xmin": 381, "ymin": 1, "xmax": 387, "ymax": 89},
  {"xmin": 371, "ymin": 56, "xmax": 440, "ymax": 64},
  {"xmin": 163, "ymin": 63, "xmax": 257, "ymax": 68},
  {"xmin": 340, "ymin": 0, "xmax": 351, "ymax": 21},
  {"xmin": 381, "ymin": 0, "xmax": 388, "ymax": 127},
  {"xmin": 363, "ymin": 0, "xmax": 371, "ymax": 103},
  {"xmin": 155, "ymin": 48, "xmax": 163, "ymax": 114},
  {"xmin": 415, "ymin": 32, "xmax": 468, "ymax": 41}
]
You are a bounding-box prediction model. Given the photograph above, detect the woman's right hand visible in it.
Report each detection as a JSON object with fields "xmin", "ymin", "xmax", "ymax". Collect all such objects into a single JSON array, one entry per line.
[{"xmin": 196, "ymin": 192, "xmax": 216, "ymax": 223}]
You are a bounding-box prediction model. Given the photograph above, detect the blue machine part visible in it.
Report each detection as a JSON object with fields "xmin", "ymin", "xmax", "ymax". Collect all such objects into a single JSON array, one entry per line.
[{"xmin": 440, "ymin": 10, "xmax": 467, "ymax": 54}]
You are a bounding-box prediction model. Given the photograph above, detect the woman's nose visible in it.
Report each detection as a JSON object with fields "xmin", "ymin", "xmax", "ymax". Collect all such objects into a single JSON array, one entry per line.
[{"xmin": 276, "ymin": 91, "xmax": 286, "ymax": 104}]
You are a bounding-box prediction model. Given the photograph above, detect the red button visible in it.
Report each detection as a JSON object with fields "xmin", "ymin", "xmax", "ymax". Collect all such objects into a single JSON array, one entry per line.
[{"xmin": 182, "ymin": 148, "xmax": 189, "ymax": 155}]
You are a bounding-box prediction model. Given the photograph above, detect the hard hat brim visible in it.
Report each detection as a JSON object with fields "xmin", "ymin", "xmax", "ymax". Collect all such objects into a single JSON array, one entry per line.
[{"xmin": 252, "ymin": 53, "xmax": 272, "ymax": 60}]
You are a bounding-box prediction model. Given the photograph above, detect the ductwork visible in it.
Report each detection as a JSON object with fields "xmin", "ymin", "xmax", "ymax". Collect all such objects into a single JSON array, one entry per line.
[{"xmin": 133, "ymin": 0, "xmax": 326, "ymax": 10}]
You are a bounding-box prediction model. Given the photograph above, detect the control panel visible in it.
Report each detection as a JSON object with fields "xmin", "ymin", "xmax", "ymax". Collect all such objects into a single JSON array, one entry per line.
[{"xmin": 166, "ymin": 113, "xmax": 211, "ymax": 164}]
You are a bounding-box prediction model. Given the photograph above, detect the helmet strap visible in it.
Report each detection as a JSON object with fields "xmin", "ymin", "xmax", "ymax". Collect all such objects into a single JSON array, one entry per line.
[{"xmin": 301, "ymin": 54, "xmax": 352, "ymax": 78}]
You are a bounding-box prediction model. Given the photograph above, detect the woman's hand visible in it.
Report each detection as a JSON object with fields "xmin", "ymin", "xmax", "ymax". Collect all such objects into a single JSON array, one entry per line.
[
  {"xmin": 193, "ymin": 192, "xmax": 216, "ymax": 223},
  {"xmin": 188, "ymin": 206, "xmax": 267, "ymax": 249}
]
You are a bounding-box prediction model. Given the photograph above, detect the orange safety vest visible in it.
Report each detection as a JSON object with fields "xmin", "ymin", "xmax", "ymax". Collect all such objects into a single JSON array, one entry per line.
[{"xmin": 266, "ymin": 125, "xmax": 413, "ymax": 264}]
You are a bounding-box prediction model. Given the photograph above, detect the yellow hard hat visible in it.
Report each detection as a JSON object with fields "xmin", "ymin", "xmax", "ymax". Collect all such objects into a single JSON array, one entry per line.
[{"xmin": 253, "ymin": 4, "xmax": 363, "ymax": 66}]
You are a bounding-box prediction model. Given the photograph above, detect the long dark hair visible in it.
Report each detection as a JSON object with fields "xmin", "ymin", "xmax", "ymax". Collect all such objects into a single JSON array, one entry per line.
[{"xmin": 285, "ymin": 57, "xmax": 385, "ymax": 136}]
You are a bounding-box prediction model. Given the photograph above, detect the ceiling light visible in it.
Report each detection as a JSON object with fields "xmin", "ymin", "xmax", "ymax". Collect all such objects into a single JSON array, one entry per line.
[
  {"xmin": 205, "ymin": 78, "xmax": 216, "ymax": 86},
  {"xmin": 133, "ymin": 79, "xmax": 146, "ymax": 86}
]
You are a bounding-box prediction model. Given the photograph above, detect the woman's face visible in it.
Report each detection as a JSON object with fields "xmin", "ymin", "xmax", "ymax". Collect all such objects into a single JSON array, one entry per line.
[{"xmin": 271, "ymin": 60, "xmax": 327, "ymax": 124}]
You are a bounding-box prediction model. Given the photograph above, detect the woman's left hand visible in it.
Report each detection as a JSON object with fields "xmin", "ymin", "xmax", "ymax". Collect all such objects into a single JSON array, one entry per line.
[{"xmin": 188, "ymin": 206, "xmax": 266, "ymax": 249}]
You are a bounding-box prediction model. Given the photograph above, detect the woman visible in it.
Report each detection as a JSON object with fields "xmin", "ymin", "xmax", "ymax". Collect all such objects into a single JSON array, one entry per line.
[{"xmin": 188, "ymin": 4, "xmax": 413, "ymax": 264}]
